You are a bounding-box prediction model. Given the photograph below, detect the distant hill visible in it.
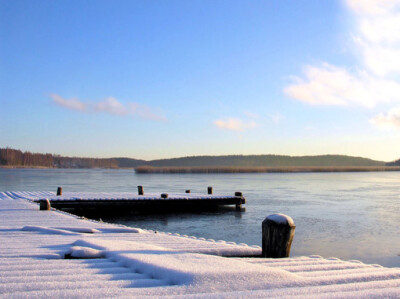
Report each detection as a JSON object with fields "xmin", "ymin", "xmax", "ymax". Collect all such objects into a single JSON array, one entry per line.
[
  {"xmin": 141, "ymin": 155, "xmax": 385, "ymax": 168},
  {"xmin": 114, "ymin": 157, "xmax": 147, "ymax": 168},
  {"xmin": 1, "ymin": 147, "xmax": 387, "ymax": 169}
]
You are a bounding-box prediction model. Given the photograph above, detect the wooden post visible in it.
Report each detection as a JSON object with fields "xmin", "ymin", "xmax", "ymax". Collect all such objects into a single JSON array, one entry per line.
[
  {"xmin": 57, "ymin": 187, "xmax": 62, "ymax": 196},
  {"xmin": 262, "ymin": 214, "xmax": 295, "ymax": 258},
  {"xmin": 138, "ymin": 186, "xmax": 144, "ymax": 195},
  {"xmin": 161, "ymin": 193, "xmax": 168, "ymax": 199},
  {"xmin": 40, "ymin": 199, "xmax": 51, "ymax": 211},
  {"xmin": 207, "ymin": 187, "xmax": 213, "ymax": 194},
  {"xmin": 235, "ymin": 192, "xmax": 243, "ymax": 210},
  {"xmin": 185, "ymin": 190, "xmax": 191, "ymax": 193}
]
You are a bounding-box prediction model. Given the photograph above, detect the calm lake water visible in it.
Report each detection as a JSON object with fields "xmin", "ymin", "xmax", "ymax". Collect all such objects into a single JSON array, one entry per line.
[{"xmin": 1, "ymin": 168, "xmax": 399, "ymax": 267}]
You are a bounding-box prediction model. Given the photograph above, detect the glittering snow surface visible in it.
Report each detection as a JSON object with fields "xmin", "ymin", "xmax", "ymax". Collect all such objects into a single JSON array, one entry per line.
[{"xmin": 0, "ymin": 192, "xmax": 400, "ymax": 298}]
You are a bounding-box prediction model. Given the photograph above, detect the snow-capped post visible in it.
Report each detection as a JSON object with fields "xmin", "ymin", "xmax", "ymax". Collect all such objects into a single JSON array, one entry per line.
[
  {"xmin": 185, "ymin": 190, "xmax": 191, "ymax": 193},
  {"xmin": 56, "ymin": 187, "xmax": 62, "ymax": 196},
  {"xmin": 208, "ymin": 187, "xmax": 213, "ymax": 194},
  {"xmin": 138, "ymin": 186, "xmax": 144, "ymax": 195},
  {"xmin": 262, "ymin": 214, "xmax": 295, "ymax": 258},
  {"xmin": 40, "ymin": 199, "xmax": 51, "ymax": 211}
]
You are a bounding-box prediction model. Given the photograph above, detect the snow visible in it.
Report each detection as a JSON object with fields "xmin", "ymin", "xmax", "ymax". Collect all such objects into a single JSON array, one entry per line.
[
  {"xmin": 266, "ymin": 213, "xmax": 295, "ymax": 226},
  {"xmin": 0, "ymin": 192, "xmax": 399, "ymax": 298},
  {"xmin": 65, "ymin": 246, "xmax": 104, "ymax": 259},
  {"xmin": 22, "ymin": 226, "xmax": 81, "ymax": 235}
]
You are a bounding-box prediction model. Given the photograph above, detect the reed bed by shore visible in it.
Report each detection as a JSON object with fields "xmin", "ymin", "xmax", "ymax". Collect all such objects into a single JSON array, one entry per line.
[{"xmin": 135, "ymin": 165, "xmax": 400, "ymax": 173}]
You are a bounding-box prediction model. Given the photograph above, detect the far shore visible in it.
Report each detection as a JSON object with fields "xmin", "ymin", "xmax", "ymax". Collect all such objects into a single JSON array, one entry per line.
[
  {"xmin": 2, "ymin": 165, "xmax": 400, "ymax": 173},
  {"xmin": 134, "ymin": 166, "xmax": 400, "ymax": 173}
]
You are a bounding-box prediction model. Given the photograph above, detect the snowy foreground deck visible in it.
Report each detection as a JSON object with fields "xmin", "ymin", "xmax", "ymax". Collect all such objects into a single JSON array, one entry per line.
[
  {"xmin": 1, "ymin": 192, "xmax": 400, "ymax": 298},
  {"xmin": 4, "ymin": 191, "xmax": 245, "ymax": 213}
]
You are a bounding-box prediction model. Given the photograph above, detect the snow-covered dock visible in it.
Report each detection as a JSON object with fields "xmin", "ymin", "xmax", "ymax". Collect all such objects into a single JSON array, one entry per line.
[
  {"xmin": 1, "ymin": 192, "xmax": 400, "ymax": 298},
  {"xmin": 2, "ymin": 191, "xmax": 245, "ymax": 213}
]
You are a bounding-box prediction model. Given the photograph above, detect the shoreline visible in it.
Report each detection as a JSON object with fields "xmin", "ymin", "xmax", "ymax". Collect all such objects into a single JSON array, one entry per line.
[
  {"xmin": 134, "ymin": 166, "xmax": 400, "ymax": 173},
  {"xmin": 2, "ymin": 165, "xmax": 400, "ymax": 173}
]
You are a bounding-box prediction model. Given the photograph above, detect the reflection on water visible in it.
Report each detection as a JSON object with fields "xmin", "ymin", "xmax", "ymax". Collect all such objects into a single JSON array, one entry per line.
[{"xmin": 0, "ymin": 168, "xmax": 399, "ymax": 267}]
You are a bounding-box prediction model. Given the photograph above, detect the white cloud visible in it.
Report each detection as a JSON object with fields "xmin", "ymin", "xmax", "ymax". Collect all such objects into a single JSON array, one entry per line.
[
  {"xmin": 359, "ymin": 14, "xmax": 400, "ymax": 44},
  {"xmin": 285, "ymin": 0, "xmax": 400, "ymax": 110},
  {"xmin": 94, "ymin": 97, "xmax": 128, "ymax": 115},
  {"xmin": 361, "ymin": 44, "xmax": 400, "ymax": 76},
  {"xmin": 51, "ymin": 94, "xmax": 166, "ymax": 121},
  {"xmin": 51, "ymin": 94, "xmax": 86, "ymax": 112},
  {"xmin": 345, "ymin": 0, "xmax": 400, "ymax": 15},
  {"xmin": 370, "ymin": 107, "xmax": 400, "ymax": 129},
  {"xmin": 351, "ymin": 0, "xmax": 400, "ymax": 76},
  {"xmin": 284, "ymin": 63, "xmax": 400, "ymax": 108},
  {"xmin": 214, "ymin": 118, "xmax": 257, "ymax": 132}
]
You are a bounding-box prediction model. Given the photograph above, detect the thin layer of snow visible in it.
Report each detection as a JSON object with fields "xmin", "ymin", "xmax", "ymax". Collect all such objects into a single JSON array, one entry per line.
[{"xmin": 1, "ymin": 191, "xmax": 240, "ymax": 202}]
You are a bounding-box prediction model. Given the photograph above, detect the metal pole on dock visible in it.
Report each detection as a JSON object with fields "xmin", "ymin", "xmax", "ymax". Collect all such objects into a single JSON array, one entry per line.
[
  {"xmin": 262, "ymin": 214, "xmax": 295, "ymax": 258},
  {"xmin": 207, "ymin": 187, "xmax": 213, "ymax": 194},
  {"xmin": 56, "ymin": 187, "xmax": 62, "ymax": 196}
]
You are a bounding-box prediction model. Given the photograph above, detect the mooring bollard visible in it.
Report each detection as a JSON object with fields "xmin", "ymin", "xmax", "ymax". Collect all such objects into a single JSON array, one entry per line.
[
  {"xmin": 40, "ymin": 199, "xmax": 51, "ymax": 211},
  {"xmin": 161, "ymin": 193, "xmax": 168, "ymax": 199},
  {"xmin": 185, "ymin": 190, "xmax": 191, "ymax": 193},
  {"xmin": 56, "ymin": 187, "xmax": 62, "ymax": 196},
  {"xmin": 262, "ymin": 213, "xmax": 295, "ymax": 258},
  {"xmin": 207, "ymin": 186, "xmax": 213, "ymax": 194},
  {"xmin": 138, "ymin": 186, "xmax": 144, "ymax": 195}
]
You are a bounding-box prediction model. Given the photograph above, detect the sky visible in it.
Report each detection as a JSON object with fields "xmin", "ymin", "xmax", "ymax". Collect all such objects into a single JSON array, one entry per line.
[{"xmin": 1, "ymin": 0, "xmax": 400, "ymax": 161}]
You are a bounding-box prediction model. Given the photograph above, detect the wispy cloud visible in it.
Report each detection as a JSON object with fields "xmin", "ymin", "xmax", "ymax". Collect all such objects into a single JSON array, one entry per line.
[
  {"xmin": 214, "ymin": 117, "xmax": 257, "ymax": 132},
  {"xmin": 94, "ymin": 97, "xmax": 128, "ymax": 116},
  {"xmin": 51, "ymin": 94, "xmax": 166, "ymax": 121},
  {"xmin": 284, "ymin": 0, "xmax": 400, "ymax": 116},
  {"xmin": 370, "ymin": 107, "xmax": 400, "ymax": 130},
  {"xmin": 51, "ymin": 94, "xmax": 87, "ymax": 112}
]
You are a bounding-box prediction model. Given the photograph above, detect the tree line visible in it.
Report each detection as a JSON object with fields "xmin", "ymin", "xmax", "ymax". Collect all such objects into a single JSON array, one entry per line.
[
  {"xmin": 1, "ymin": 147, "xmax": 393, "ymax": 169},
  {"xmin": 0, "ymin": 147, "xmax": 118, "ymax": 168}
]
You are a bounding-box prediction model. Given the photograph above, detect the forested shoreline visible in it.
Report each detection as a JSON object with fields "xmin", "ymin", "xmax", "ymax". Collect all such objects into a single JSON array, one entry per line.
[
  {"xmin": 1, "ymin": 147, "xmax": 398, "ymax": 170},
  {"xmin": 0, "ymin": 148, "xmax": 119, "ymax": 168}
]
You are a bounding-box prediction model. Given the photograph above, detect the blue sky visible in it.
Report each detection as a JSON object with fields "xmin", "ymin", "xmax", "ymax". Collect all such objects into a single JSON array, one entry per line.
[{"xmin": 1, "ymin": 0, "xmax": 400, "ymax": 161}]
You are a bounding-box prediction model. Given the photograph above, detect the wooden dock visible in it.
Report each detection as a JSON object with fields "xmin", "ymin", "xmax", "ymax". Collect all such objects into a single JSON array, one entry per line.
[
  {"xmin": 1, "ymin": 193, "xmax": 400, "ymax": 297},
  {"xmin": 5, "ymin": 189, "xmax": 246, "ymax": 214}
]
